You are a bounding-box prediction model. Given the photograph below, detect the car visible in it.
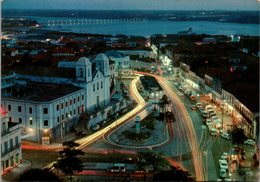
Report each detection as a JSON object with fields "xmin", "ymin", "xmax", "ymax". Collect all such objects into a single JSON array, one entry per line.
[
  {"xmin": 244, "ymin": 139, "xmax": 256, "ymax": 146},
  {"xmin": 220, "ymin": 168, "xmax": 227, "ymax": 178},
  {"xmin": 196, "ymin": 102, "xmax": 202, "ymax": 108},
  {"xmin": 190, "ymin": 95, "xmax": 197, "ymax": 101},
  {"xmin": 91, "ymin": 124, "xmax": 100, "ymax": 131},
  {"xmin": 220, "ymin": 152, "xmax": 229, "ymax": 160},
  {"xmin": 191, "ymin": 105, "xmax": 196, "ymax": 110},
  {"xmin": 210, "ymin": 128, "xmax": 218, "ymax": 136},
  {"xmin": 76, "ymin": 131, "xmax": 87, "ymax": 138},
  {"xmin": 221, "ymin": 133, "xmax": 231, "ymax": 140},
  {"xmin": 206, "ymin": 119, "xmax": 212, "ymax": 126},
  {"xmin": 201, "ymin": 111, "xmax": 209, "ymax": 118},
  {"xmin": 177, "ymin": 92, "xmax": 184, "ymax": 96},
  {"xmin": 211, "ymin": 116, "xmax": 219, "ymax": 120},
  {"xmin": 210, "ymin": 113, "xmax": 217, "ymax": 118},
  {"xmin": 109, "ymin": 163, "xmax": 126, "ymax": 173},
  {"xmin": 219, "ymin": 159, "xmax": 229, "ymax": 170},
  {"xmin": 205, "ymin": 105, "xmax": 213, "ymax": 111}
]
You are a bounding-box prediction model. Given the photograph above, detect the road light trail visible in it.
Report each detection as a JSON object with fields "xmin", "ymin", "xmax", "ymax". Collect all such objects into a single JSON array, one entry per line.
[
  {"xmin": 76, "ymin": 75, "xmax": 146, "ymax": 150},
  {"xmin": 135, "ymin": 71, "xmax": 205, "ymax": 181}
]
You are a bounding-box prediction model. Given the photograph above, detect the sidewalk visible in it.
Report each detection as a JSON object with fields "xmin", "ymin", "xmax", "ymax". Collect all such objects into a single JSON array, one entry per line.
[{"xmin": 2, "ymin": 160, "xmax": 31, "ymax": 182}]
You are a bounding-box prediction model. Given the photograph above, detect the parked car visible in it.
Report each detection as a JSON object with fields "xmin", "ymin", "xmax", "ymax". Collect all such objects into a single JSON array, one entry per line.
[
  {"xmin": 220, "ymin": 168, "xmax": 227, "ymax": 178},
  {"xmin": 206, "ymin": 119, "xmax": 212, "ymax": 126},
  {"xmin": 109, "ymin": 163, "xmax": 126, "ymax": 173},
  {"xmin": 205, "ymin": 105, "xmax": 213, "ymax": 111},
  {"xmin": 220, "ymin": 152, "xmax": 229, "ymax": 160},
  {"xmin": 219, "ymin": 159, "xmax": 229, "ymax": 170},
  {"xmin": 76, "ymin": 131, "xmax": 87, "ymax": 138},
  {"xmin": 91, "ymin": 124, "xmax": 100, "ymax": 131},
  {"xmin": 244, "ymin": 139, "xmax": 256, "ymax": 146},
  {"xmin": 196, "ymin": 102, "xmax": 202, "ymax": 108},
  {"xmin": 210, "ymin": 113, "xmax": 217, "ymax": 118},
  {"xmin": 221, "ymin": 133, "xmax": 231, "ymax": 140},
  {"xmin": 201, "ymin": 111, "xmax": 209, "ymax": 118},
  {"xmin": 191, "ymin": 105, "xmax": 196, "ymax": 110},
  {"xmin": 210, "ymin": 128, "xmax": 218, "ymax": 136}
]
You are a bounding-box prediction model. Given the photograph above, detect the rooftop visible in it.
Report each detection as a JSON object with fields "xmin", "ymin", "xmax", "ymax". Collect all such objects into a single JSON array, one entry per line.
[{"xmin": 5, "ymin": 82, "xmax": 83, "ymax": 102}]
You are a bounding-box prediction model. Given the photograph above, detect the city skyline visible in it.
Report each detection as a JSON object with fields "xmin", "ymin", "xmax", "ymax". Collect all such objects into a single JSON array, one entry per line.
[{"xmin": 2, "ymin": 0, "xmax": 259, "ymax": 10}]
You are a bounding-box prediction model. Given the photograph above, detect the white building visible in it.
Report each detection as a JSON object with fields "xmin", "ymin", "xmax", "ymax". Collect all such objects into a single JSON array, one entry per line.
[
  {"xmin": 117, "ymin": 50, "xmax": 156, "ymax": 59},
  {"xmin": 1, "ymin": 111, "xmax": 22, "ymax": 175},
  {"xmin": 1, "ymin": 53, "xmax": 115, "ymax": 143},
  {"xmin": 105, "ymin": 50, "xmax": 130, "ymax": 76},
  {"xmin": 1, "ymin": 82, "xmax": 85, "ymax": 143}
]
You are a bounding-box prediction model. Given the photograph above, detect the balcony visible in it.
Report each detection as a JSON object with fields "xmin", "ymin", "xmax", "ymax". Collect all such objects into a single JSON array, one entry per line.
[
  {"xmin": 1, "ymin": 123, "xmax": 21, "ymax": 137},
  {"xmin": 1, "ymin": 144, "xmax": 21, "ymax": 157}
]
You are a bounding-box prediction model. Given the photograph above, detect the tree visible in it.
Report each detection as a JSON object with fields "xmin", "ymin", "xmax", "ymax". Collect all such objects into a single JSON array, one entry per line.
[
  {"xmin": 19, "ymin": 168, "xmax": 61, "ymax": 181},
  {"xmin": 138, "ymin": 151, "xmax": 170, "ymax": 171},
  {"xmin": 56, "ymin": 141, "xmax": 84, "ymax": 178},
  {"xmin": 158, "ymin": 94, "xmax": 170, "ymax": 122},
  {"xmin": 231, "ymin": 127, "xmax": 247, "ymax": 146},
  {"xmin": 153, "ymin": 167, "xmax": 194, "ymax": 181}
]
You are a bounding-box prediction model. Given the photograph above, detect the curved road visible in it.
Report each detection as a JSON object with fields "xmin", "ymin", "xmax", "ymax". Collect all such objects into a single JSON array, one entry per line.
[{"xmin": 135, "ymin": 71, "xmax": 205, "ymax": 181}]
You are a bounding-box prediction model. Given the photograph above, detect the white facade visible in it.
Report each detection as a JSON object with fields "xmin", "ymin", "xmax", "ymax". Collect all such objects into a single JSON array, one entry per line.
[
  {"xmin": 1, "ymin": 87, "xmax": 85, "ymax": 143},
  {"xmin": 1, "ymin": 113, "xmax": 22, "ymax": 175},
  {"xmin": 117, "ymin": 50, "xmax": 156, "ymax": 59}
]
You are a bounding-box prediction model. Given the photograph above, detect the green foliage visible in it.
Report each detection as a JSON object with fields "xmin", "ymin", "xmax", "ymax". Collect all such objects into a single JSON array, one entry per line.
[
  {"xmin": 231, "ymin": 127, "xmax": 247, "ymax": 145},
  {"xmin": 19, "ymin": 168, "xmax": 61, "ymax": 181},
  {"xmin": 153, "ymin": 167, "xmax": 194, "ymax": 181},
  {"xmin": 57, "ymin": 141, "xmax": 84, "ymax": 176},
  {"xmin": 141, "ymin": 119, "xmax": 155, "ymax": 130},
  {"xmin": 122, "ymin": 130, "xmax": 150, "ymax": 140},
  {"xmin": 138, "ymin": 151, "xmax": 170, "ymax": 171}
]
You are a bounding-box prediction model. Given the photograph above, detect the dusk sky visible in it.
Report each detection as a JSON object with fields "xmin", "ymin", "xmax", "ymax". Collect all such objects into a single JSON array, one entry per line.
[{"xmin": 2, "ymin": 0, "xmax": 259, "ymax": 10}]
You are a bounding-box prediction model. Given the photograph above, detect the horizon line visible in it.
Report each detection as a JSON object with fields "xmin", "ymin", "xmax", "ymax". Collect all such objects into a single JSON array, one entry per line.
[{"xmin": 2, "ymin": 8, "xmax": 258, "ymax": 11}]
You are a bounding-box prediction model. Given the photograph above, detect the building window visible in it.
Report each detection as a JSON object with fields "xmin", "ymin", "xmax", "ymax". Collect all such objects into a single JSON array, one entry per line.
[
  {"xmin": 70, "ymin": 111, "xmax": 72, "ymax": 116},
  {"xmin": 74, "ymin": 109, "xmax": 76, "ymax": 115},
  {"xmin": 18, "ymin": 106, "xmax": 22, "ymax": 112},
  {"xmin": 15, "ymin": 136, "xmax": 18, "ymax": 146},
  {"xmin": 93, "ymin": 84, "xmax": 95, "ymax": 92},
  {"xmin": 74, "ymin": 98, "xmax": 76, "ymax": 104},
  {"xmin": 78, "ymin": 96, "xmax": 80, "ymax": 102},
  {"xmin": 18, "ymin": 118, "xmax": 22, "ymax": 123},
  {"xmin": 88, "ymin": 68, "xmax": 90, "ymax": 77},
  {"xmin": 101, "ymin": 81, "xmax": 103, "ymax": 89},
  {"xmin": 29, "ymin": 118, "xmax": 33, "ymax": 125},
  {"xmin": 65, "ymin": 102, "xmax": 68, "ymax": 107},
  {"xmin": 57, "ymin": 117, "xmax": 60, "ymax": 123},
  {"xmin": 70, "ymin": 100, "xmax": 72, "ymax": 105},
  {"xmin": 43, "ymin": 108, "xmax": 48, "ymax": 114},
  {"xmin": 62, "ymin": 115, "xmax": 64, "ymax": 120},
  {"xmin": 9, "ymin": 117, "xmax": 12, "ymax": 122},
  {"xmin": 4, "ymin": 141, "xmax": 8, "ymax": 153},
  {"xmin": 8, "ymin": 105, "xmax": 11, "ymax": 111},
  {"xmin": 29, "ymin": 107, "xmax": 32, "ymax": 114},
  {"xmin": 66, "ymin": 113, "xmax": 68, "ymax": 118},
  {"xmin": 56, "ymin": 105, "xmax": 59, "ymax": 111},
  {"xmin": 61, "ymin": 103, "xmax": 64, "ymax": 109},
  {"xmin": 97, "ymin": 83, "xmax": 99, "ymax": 90},
  {"xmin": 82, "ymin": 95, "xmax": 84, "ymax": 100},
  {"xmin": 44, "ymin": 120, "xmax": 48, "ymax": 126},
  {"xmin": 9, "ymin": 139, "xmax": 13, "ymax": 149}
]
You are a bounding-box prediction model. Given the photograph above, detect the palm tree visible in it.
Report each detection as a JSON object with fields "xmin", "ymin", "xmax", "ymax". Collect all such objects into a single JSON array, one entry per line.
[
  {"xmin": 56, "ymin": 141, "xmax": 84, "ymax": 180},
  {"xmin": 231, "ymin": 127, "xmax": 247, "ymax": 146},
  {"xmin": 158, "ymin": 94, "xmax": 170, "ymax": 122}
]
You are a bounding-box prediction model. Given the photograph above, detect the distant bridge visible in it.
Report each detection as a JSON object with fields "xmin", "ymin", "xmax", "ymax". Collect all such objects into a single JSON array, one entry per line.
[{"xmin": 47, "ymin": 18, "xmax": 148, "ymax": 26}]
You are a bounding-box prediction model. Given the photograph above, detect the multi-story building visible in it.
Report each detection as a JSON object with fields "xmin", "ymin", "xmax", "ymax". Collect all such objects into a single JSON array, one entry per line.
[
  {"xmin": 1, "ymin": 53, "xmax": 115, "ymax": 143},
  {"xmin": 1, "ymin": 111, "xmax": 22, "ymax": 175},
  {"xmin": 1, "ymin": 82, "xmax": 85, "ymax": 143},
  {"xmin": 105, "ymin": 50, "xmax": 130, "ymax": 76}
]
